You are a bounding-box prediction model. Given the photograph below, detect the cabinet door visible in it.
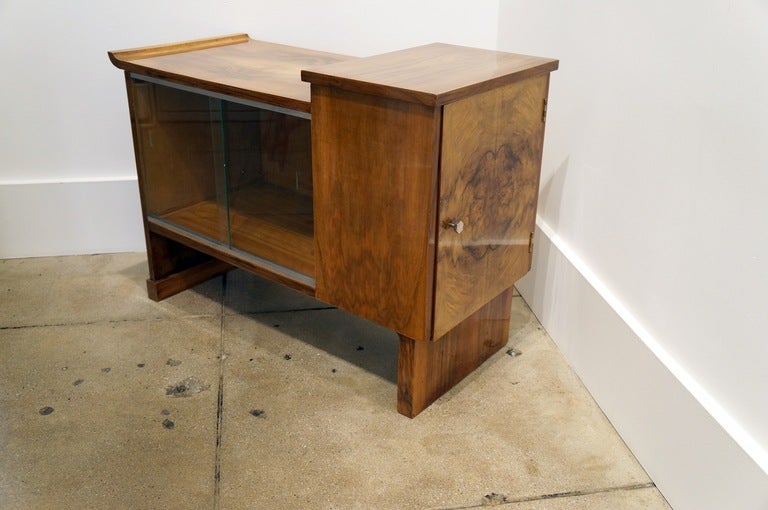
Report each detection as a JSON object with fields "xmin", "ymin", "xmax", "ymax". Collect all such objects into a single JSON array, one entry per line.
[{"xmin": 433, "ymin": 74, "xmax": 550, "ymax": 339}]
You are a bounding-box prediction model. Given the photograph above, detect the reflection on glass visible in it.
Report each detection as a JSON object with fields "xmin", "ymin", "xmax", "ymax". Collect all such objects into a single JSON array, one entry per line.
[
  {"xmin": 223, "ymin": 102, "xmax": 314, "ymax": 277},
  {"xmin": 133, "ymin": 78, "xmax": 314, "ymax": 278}
]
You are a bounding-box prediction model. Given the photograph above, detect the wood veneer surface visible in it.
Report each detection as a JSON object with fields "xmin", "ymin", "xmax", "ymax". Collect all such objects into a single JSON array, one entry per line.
[
  {"xmin": 397, "ymin": 287, "xmax": 514, "ymax": 417},
  {"xmin": 110, "ymin": 35, "xmax": 352, "ymax": 112},
  {"xmin": 154, "ymin": 183, "xmax": 314, "ymax": 278},
  {"xmin": 311, "ymin": 85, "xmax": 440, "ymax": 341},
  {"xmin": 433, "ymin": 75, "xmax": 549, "ymax": 338},
  {"xmin": 302, "ymin": 43, "xmax": 558, "ymax": 106}
]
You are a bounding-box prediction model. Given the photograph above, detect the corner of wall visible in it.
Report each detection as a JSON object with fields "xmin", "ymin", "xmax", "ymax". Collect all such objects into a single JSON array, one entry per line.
[{"xmin": 517, "ymin": 218, "xmax": 768, "ymax": 510}]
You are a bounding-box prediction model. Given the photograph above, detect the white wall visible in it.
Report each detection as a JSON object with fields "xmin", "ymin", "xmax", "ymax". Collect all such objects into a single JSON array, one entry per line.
[
  {"xmin": 4, "ymin": 0, "xmax": 768, "ymax": 507},
  {"xmin": 499, "ymin": 1, "xmax": 768, "ymax": 508},
  {"xmin": 0, "ymin": 0, "xmax": 499, "ymax": 257}
]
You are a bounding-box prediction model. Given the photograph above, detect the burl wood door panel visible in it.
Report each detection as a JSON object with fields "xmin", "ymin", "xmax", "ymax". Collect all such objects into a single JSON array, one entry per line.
[
  {"xmin": 433, "ymin": 74, "xmax": 550, "ymax": 339},
  {"xmin": 311, "ymin": 85, "xmax": 440, "ymax": 341}
]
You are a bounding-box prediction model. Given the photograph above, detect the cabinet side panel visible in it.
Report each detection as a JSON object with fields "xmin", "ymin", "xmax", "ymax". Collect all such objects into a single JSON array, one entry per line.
[
  {"xmin": 312, "ymin": 85, "xmax": 438, "ymax": 340},
  {"xmin": 124, "ymin": 75, "xmax": 154, "ymax": 258},
  {"xmin": 132, "ymin": 80, "xmax": 221, "ymax": 218},
  {"xmin": 124, "ymin": 74, "xmax": 222, "ymax": 292},
  {"xmin": 434, "ymin": 74, "xmax": 550, "ymax": 338}
]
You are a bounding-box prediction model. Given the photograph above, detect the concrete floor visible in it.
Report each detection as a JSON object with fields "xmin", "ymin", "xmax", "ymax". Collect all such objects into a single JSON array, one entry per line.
[{"xmin": 0, "ymin": 253, "xmax": 671, "ymax": 509}]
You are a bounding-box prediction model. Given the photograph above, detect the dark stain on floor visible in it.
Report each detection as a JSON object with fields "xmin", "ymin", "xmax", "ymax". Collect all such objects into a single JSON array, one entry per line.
[
  {"xmin": 162, "ymin": 419, "xmax": 175, "ymax": 430},
  {"xmin": 165, "ymin": 377, "xmax": 210, "ymax": 397},
  {"xmin": 39, "ymin": 406, "xmax": 54, "ymax": 415},
  {"xmin": 249, "ymin": 409, "xmax": 265, "ymax": 418},
  {"xmin": 73, "ymin": 379, "xmax": 84, "ymax": 386},
  {"xmin": 482, "ymin": 492, "xmax": 509, "ymax": 505}
]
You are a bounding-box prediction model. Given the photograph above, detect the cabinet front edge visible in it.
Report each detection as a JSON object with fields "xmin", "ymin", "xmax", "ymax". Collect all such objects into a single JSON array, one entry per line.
[{"xmin": 302, "ymin": 62, "xmax": 558, "ymax": 107}]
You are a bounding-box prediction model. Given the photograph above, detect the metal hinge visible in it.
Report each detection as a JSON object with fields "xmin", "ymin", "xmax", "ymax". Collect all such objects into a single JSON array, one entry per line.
[
  {"xmin": 528, "ymin": 232, "xmax": 534, "ymax": 254},
  {"xmin": 542, "ymin": 98, "xmax": 548, "ymax": 123}
]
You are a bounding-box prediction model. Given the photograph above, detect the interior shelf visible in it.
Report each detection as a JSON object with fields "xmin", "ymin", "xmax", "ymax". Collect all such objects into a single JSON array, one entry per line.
[{"xmin": 150, "ymin": 182, "xmax": 314, "ymax": 279}]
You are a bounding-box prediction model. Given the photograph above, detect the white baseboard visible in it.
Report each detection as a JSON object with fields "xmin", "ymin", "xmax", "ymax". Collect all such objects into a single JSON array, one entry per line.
[
  {"xmin": 516, "ymin": 219, "xmax": 768, "ymax": 510},
  {"xmin": 0, "ymin": 179, "xmax": 145, "ymax": 259}
]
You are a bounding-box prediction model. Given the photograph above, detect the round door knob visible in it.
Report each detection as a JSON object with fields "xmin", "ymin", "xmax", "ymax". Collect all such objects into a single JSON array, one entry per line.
[{"xmin": 444, "ymin": 219, "xmax": 465, "ymax": 234}]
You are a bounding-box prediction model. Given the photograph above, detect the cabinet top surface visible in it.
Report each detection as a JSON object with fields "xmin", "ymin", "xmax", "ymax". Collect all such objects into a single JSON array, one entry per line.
[
  {"xmin": 109, "ymin": 35, "xmax": 558, "ymax": 110},
  {"xmin": 301, "ymin": 43, "xmax": 559, "ymax": 106},
  {"xmin": 108, "ymin": 34, "xmax": 351, "ymax": 112}
]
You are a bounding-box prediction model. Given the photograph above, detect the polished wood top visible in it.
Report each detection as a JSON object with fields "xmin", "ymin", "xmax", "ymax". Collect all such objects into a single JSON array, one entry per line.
[
  {"xmin": 109, "ymin": 34, "xmax": 351, "ymax": 112},
  {"xmin": 302, "ymin": 43, "xmax": 558, "ymax": 106}
]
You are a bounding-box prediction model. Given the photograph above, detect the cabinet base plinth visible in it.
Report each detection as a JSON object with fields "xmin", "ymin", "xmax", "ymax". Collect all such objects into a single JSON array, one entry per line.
[
  {"xmin": 146, "ymin": 259, "xmax": 233, "ymax": 301},
  {"xmin": 397, "ymin": 287, "xmax": 514, "ymax": 418}
]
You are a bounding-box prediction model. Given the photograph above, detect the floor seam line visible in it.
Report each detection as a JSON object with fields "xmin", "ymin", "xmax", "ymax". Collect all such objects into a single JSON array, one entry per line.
[
  {"xmin": 496, "ymin": 482, "xmax": 657, "ymax": 507},
  {"xmin": 0, "ymin": 314, "xmax": 220, "ymax": 331},
  {"xmin": 428, "ymin": 482, "xmax": 657, "ymax": 510},
  {"xmin": 234, "ymin": 306, "xmax": 337, "ymax": 316},
  {"xmin": 213, "ymin": 274, "xmax": 227, "ymax": 510}
]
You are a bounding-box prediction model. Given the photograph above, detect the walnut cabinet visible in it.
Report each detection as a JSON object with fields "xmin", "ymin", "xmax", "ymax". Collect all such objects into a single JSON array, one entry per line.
[{"xmin": 109, "ymin": 34, "xmax": 558, "ymax": 417}]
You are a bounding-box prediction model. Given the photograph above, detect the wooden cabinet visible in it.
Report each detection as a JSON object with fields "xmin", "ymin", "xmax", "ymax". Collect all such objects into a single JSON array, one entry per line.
[{"xmin": 109, "ymin": 34, "xmax": 557, "ymax": 417}]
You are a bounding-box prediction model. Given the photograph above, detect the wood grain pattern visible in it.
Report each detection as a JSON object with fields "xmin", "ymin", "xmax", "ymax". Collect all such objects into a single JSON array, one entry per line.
[
  {"xmin": 397, "ymin": 287, "xmax": 514, "ymax": 418},
  {"xmin": 157, "ymin": 182, "xmax": 314, "ymax": 278},
  {"xmin": 111, "ymin": 36, "xmax": 351, "ymax": 112},
  {"xmin": 132, "ymin": 81, "xmax": 227, "ymax": 243},
  {"xmin": 433, "ymin": 75, "xmax": 550, "ymax": 339},
  {"xmin": 148, "ymin": 221, "xmax": 315, "ymax": 296},
  {"xmin": 147, "ymin": 258, "xmax": 233, "ymax": 301},
  {"xmin": 143, "ymin": 228, "xmax": 231, "ymax": 302},
  {"xmin": 246, "ymin": 109, "xmax": 313, "ymax": 196},
  {"xmin": 302, "ymin": 43, "xmax": 558, "ymax": 106},
  {"xmin": 142, "ymin": 230, "xmax": 213, "ymax": 281},
  {"xmin": 311, "ymin": 85, "xmax": 440, "ymax": 340},
  {"xmin": 109, "ymin": 34, "xmax": 249, "ymax": 63}
]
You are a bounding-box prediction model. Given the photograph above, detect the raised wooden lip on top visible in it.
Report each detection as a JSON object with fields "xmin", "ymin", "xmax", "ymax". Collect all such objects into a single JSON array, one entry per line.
[{"xmin": 108, "ymin": 33, "xmax": 352, "ymax": 113}]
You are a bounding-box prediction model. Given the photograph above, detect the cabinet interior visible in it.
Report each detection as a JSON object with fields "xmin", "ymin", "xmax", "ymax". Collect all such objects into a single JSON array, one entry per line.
[{"xmin": 132, "ymin": 77, "xmax": 315, "ymax": 280}]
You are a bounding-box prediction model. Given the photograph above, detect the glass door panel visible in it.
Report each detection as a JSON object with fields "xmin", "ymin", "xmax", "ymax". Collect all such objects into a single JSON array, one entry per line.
[
  {"xmin": 132, "ymin": 79, "xmax": 229, "ymax": 245},
  {"xmin": 222, "ymin": 102, "xmax": 315, "ymax": 278},
  {"xmin": 132, "ymin": 77, "xmax": 314, "ymax": 280}
]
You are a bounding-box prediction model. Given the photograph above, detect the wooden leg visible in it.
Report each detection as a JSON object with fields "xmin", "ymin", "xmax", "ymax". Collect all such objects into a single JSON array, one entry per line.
[
  {"xmin": 147, "ymin": 258, "xmax": 232, "ymax": 301},
  {"xmin": 145, "ymin": 231, "xmax": 232, "ymax": 301},
  {"xmin": 397, "ymin": 287, "xmax": 514, "ymax": 418}
]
